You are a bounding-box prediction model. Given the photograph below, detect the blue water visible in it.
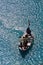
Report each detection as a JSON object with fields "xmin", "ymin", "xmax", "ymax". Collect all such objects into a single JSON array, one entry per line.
[{"xmin": 0, "ymin": 0, "xmax": 43, "ymax": 65}]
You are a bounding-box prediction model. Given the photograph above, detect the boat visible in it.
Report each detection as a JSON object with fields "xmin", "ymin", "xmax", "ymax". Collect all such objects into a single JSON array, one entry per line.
[{"xmin": 18, "ymin": 33, "xmax": 34, "ymax": 51}]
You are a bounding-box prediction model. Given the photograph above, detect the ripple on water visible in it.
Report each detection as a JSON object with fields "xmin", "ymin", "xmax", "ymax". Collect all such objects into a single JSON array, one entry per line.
[{"xmin": 0, "ymin": 0, "xmax": 43, "ymax": 65}]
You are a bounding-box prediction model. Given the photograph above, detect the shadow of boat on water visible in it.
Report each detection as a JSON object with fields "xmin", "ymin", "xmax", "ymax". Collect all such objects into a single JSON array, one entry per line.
[{"xmin": 19, "ymin": 39, "xmax": 34, "ymax": 58}]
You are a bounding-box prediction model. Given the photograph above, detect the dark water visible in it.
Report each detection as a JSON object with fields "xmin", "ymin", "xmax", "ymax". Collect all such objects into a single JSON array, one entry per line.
[{"xmin": 0, "ymin": 0, "xmax": 43, "ymax": 65}]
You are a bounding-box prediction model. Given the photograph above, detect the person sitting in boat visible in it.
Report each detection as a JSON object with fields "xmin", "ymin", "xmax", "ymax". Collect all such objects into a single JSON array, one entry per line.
[
  {"xmin": 23, "ymin": 34, "xmax": 29, "ymax": 49},
  {"xmin": 19, "ymin": 35, "xmax": 28, "ymax": 49}
]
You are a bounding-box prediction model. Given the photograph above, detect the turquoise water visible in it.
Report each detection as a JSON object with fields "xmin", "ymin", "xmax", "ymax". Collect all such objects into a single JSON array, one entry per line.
[{"xmin": 0, "ymin": 0, "xmax": 43, "ymax": 65}]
